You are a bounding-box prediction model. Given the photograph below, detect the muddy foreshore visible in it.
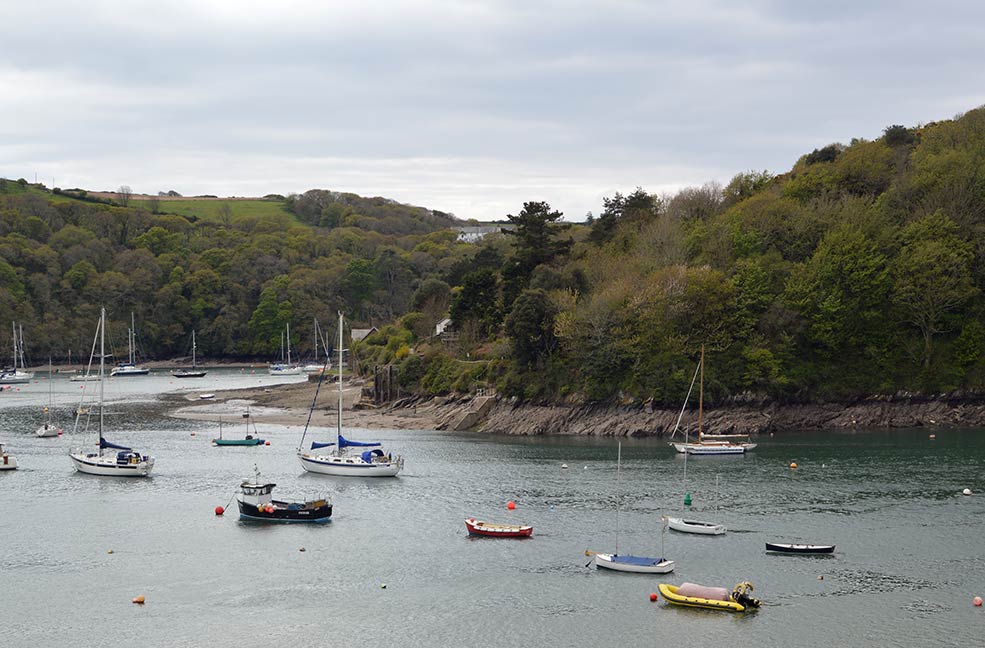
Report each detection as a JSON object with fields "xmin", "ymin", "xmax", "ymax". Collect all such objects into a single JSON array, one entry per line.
[{"xmin": 164, "ymin": 380, "xmax": 985, "ymax": 435}]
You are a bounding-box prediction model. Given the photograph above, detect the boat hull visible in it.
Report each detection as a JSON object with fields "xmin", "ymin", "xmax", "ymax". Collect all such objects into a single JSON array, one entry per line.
[
  {"xmin": 173, "ymin": 370, "xmax": 207, "ymax": 378},
  {"xmin": 213, "ymin": 438, "xmax": 264, "ymax": 446},
  {"xmin": 268, "ymin": 366, "xmax": 303, "ymax": 376},
  {"xmin": 298, "ymin": 452, "xmax": 402, "ymax": 477},
  {"xmin": 0, "ymin": 371, "xmax": 32, "ymax": 384},
  {"xmin": 237, "ymin": 499, "xmax": 332, "ymax": 523},
  {"xmin": 35, "ymin": 425, "xmax": 60, "ymax": 438},
  {"xmin": 594, "ymin": 553, "xmax": 675, "ymax": 573},
  {"xmin": 765, "ymin": 542, "xmax": 835, "ymax": 554},
  {"xmin": 671, "ymin": 442, "xmax": 754, "ymax": 455},
  {"xmin": 70, "ymin": 452, "xmax": 154, "ymax": 477},
  {"xmin": 465, "ymin": 518, "xmax": 532, "ymax": 537},
  {"xmin": 110, "ymin": 366, "xmax": 149, "ymax": 376},
  {"xmin": 0, "ymin": 455, "xmax": 17, "ymax": 470},
  {"xmin": 666, "ymin": 517, "xmax": 726, "ymax": 535},
  {"xmin": 658, "ymin": 584, "xmax": 746, "ymax": 612}
]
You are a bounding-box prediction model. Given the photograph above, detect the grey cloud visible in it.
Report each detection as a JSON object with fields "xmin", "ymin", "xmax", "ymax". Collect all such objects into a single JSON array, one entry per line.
[{"xmin": 2, "ymin": 1, "xmax": 984, "ymax": 220}]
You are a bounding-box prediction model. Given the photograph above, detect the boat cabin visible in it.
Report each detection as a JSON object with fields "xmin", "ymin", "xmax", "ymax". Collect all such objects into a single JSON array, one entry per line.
[{"xmin": 239, "ymin": 481, "xmax": 275, "ymax": 506}]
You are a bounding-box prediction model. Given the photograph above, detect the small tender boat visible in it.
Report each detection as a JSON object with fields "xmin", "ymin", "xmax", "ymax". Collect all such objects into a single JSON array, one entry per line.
[
  {"xmin": 666, "ymin": 517, "xmax": 725, "ymax": 535},
  {"xmin": 0, "ymin": 442, "xmax": 17, "ymax": 470},
  {"xmin": 236, "ymin": 469, "xmax": 331, "ymax": 523},
  {"xmin": 765, "ymin": 542, "xmax": 835, "ymax": 554},
  {"xmin": 465, "ymin": 518, "xmax": 532, "ymax": 538},
  {"xmin": 594, "ymin": 553, "xmax": 675, "ymax": 573},
  {"xmin": 212, "ymin": 413, "xmax": 264, "ymax": 446},
  {"xmin": 659, "ymin": 581, "xmax": 760, "ymax": 612}
]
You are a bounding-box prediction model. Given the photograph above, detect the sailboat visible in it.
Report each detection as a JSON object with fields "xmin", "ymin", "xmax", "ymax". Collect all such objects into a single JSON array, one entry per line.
[
  {"xmin": 0, "ymin": 442, "xmax": 16, "ymax": 470},
  {"xmin": 665, "ymin": 348, "xmax": 726, "ymax": 535},
  {"xmin": 173, "ymin": 330, "xmax": 207, "ymax": 378},
  {"xmin": 0, "ymin": 322, "xmax": 34, "ymax": 384},
  {"xmin": 69, "ymin": 307, "xmax": 155, "ymax": 477},
  {"xmin": 302, "ymin": 317, "xmax": 330, "ymax": 374},
  {"xmin": 268, "ymin": 323, "xmax": 302, "ymax": 375},
  {"xmin": 70, "ymin": 333, "xmax": 100, "ymax": 382},
  {"xmin": 297, "ymin": 312, "xmax": 403, "ymax": 477},
  {"xmin": 110, "ymin": 312, "xmax": 149, "ymax": 376},
  {"xmin": 668, "ymin": 346, "xmax": 755, "ymax": 455},
  {"xmin": 590, "ymin": 442, "xmax": 675, "ymax": 573},
  {"xmin": 213, "ymin": 410, "xmax": 265, "ymax": 446},
  {"xmin": 35, "ymin": 359, "xmax": 62, "ymax": 437}
]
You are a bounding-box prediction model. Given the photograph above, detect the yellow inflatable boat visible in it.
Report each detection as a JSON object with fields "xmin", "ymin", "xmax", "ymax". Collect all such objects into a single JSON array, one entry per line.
[{"xmin": 658, "ymin": 581, "xmax": 760, "ymax": 612}]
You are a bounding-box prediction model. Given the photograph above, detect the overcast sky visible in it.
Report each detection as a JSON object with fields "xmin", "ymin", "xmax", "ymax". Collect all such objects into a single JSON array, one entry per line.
[{"xmin": 2, "ymin": 1, "xmax": 984, "ymax": 221}]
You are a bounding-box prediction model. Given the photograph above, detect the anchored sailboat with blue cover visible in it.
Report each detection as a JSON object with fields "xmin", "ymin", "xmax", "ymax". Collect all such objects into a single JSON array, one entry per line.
[
  {"xmin": 297, "ymin": 312, "xmax": 403, "ymax": 477},
  {"xmin": 69, "ymin": 307, "xmax": 154, "ymax": 477}
]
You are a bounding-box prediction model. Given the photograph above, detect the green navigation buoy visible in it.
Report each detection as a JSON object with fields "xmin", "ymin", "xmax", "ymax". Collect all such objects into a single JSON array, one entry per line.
[{"xmin": 684, "ymin": 492, "xmax": 692, "ymax": 506}]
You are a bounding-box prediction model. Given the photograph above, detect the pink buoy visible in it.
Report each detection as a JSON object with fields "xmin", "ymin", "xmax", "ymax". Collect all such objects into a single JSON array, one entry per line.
[{"xmin": 975, "ymin": 596, "xmax": 983, "ymax": 607}]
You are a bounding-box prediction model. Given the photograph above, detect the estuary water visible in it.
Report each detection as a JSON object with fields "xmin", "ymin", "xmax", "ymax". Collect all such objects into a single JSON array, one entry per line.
[{"xmin": 1, "ymin": 372, "xmax": 984, "ymax": 647}]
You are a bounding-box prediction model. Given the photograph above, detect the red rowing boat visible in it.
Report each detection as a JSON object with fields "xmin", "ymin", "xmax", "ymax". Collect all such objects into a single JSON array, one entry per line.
[{"xmin": 465, "ymin": 518, "xmax": 533, "ymax": 538}]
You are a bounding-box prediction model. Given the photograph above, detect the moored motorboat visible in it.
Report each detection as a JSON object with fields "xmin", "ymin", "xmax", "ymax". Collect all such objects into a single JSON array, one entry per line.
[
  {"xmin": 236, "ymin": 469, "xmax": 332, "ymax": 523},
  {"xmin": 593, "ymin": 553, "xmax": 675, "ymax": 573},
  {"xmin": 465, "ymin": 518, "xmax": 532, "ymax": 538},
  {"xmin": 666, "ymin": 517, "xmax": 726, "ymax": 535},
  {"xmin": 659, "ymin": 581, "xmax": 760, "ymax": 612},
  {"xmin": 765, "ymin": 542, "xmax": 835, "ymax": 554}
]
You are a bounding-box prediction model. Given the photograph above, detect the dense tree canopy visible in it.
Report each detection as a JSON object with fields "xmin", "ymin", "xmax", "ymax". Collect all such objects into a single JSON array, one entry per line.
[{"xmin": 6, "ymin": 106, "xmax": 985, "ymax": 406}]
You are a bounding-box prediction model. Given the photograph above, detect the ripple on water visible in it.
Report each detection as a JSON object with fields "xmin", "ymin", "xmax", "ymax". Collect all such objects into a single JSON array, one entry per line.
[{"xmin": 827, "ymin": 569, "xmax": 935, "ymax": 596}]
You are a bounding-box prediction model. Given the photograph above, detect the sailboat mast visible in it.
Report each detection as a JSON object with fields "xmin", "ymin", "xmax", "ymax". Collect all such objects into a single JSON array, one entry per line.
[
  {"xmin": 616, "ymin": 441, "xmax": 622, "ymax": 555},
  {"xmin": 338, "ymin": 311, "xmax": 343, "ymax": 441},
  {"xmin": 10, "ymin": 322, "xmax": 15, "ymax": 367},
  {"xmin": 192, "ymin": 330, "xmax": 197, "ymax": 367},
  {"xmin": 99, "ymin": 307, "xmax": 105, "ymax": 450},
  {"xmin": 18, "ymin": 322, "xmax": 25, "ymax": 368},
  {"xmin": 47, "ymin": 356, "xmax": 52, "ymax": 423},
  {"xmin": 286, "ymin": 323, "xmax": 292, "ymax": 365},
  {"xmin": 313, "ymin": 318, "xmax": 318, "ymax": 362},
  {"xmin": 698, "ymin": 345, "xmax": 704, "ymax": 443}
]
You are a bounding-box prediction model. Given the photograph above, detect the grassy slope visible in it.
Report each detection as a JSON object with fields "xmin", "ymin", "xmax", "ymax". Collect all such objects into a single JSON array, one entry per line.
[
  {"xmin": 129, "ymin": 198, "xmax": 296, "ymax": 224},
  {"xmin": 1, "ymin": 180, "xmax": 298, "ymax": 226}
]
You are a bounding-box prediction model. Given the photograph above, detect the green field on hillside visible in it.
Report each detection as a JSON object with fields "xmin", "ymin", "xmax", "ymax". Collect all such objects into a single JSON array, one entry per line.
[{"xmin": 131, "ymin": 198, "xmax": 296, "ymax": 224}]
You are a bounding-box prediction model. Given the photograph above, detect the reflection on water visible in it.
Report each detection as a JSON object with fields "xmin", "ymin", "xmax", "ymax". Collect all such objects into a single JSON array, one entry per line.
[{"xmin": 2, "ymin": 379, "xmax": 984, "ymax": 647}]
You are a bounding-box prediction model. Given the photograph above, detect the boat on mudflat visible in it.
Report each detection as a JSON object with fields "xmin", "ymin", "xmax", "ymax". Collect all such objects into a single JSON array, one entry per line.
[
  {"xmin": 659, "ymin": 581, "xmax": 760, "ymax": 612},
  {"xmin": 765, "ymin": 542, "xmax": 835, "ymax": 554},
  {"xmin": 465, "ymin": 518, "xmax": 532, "ymax": 538}
]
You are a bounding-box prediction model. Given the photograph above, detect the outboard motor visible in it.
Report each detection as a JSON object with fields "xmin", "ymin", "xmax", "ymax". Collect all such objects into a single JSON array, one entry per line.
[{"xmin": 731, "ymin": 582, "xmax": 761, "ymax": 609}]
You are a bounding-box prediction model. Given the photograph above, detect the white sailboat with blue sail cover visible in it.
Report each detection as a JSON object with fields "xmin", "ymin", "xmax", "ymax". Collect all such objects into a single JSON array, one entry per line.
[
  {"xmin": 589, "ymin": 442, "xmax": 675, "ymax": 573},
  {"xmin": 297, "ymin": 312, "xmax": 403, "ymax": 477},
  {"xmin": 69, "ymin": 307, "xmax": 155, "ymax": 477}
]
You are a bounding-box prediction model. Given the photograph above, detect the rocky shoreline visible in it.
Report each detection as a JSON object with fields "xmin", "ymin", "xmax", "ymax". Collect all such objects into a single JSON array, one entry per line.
[{"xmin": 164, "ymin": 379, "xmax": 985, "ymax": 435}]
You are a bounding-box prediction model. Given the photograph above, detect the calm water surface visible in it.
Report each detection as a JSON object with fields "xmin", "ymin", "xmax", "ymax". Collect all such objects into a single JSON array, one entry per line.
[{"xmin": 2, "ymin": 373, "xmax": 984, "ymax": 647}]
